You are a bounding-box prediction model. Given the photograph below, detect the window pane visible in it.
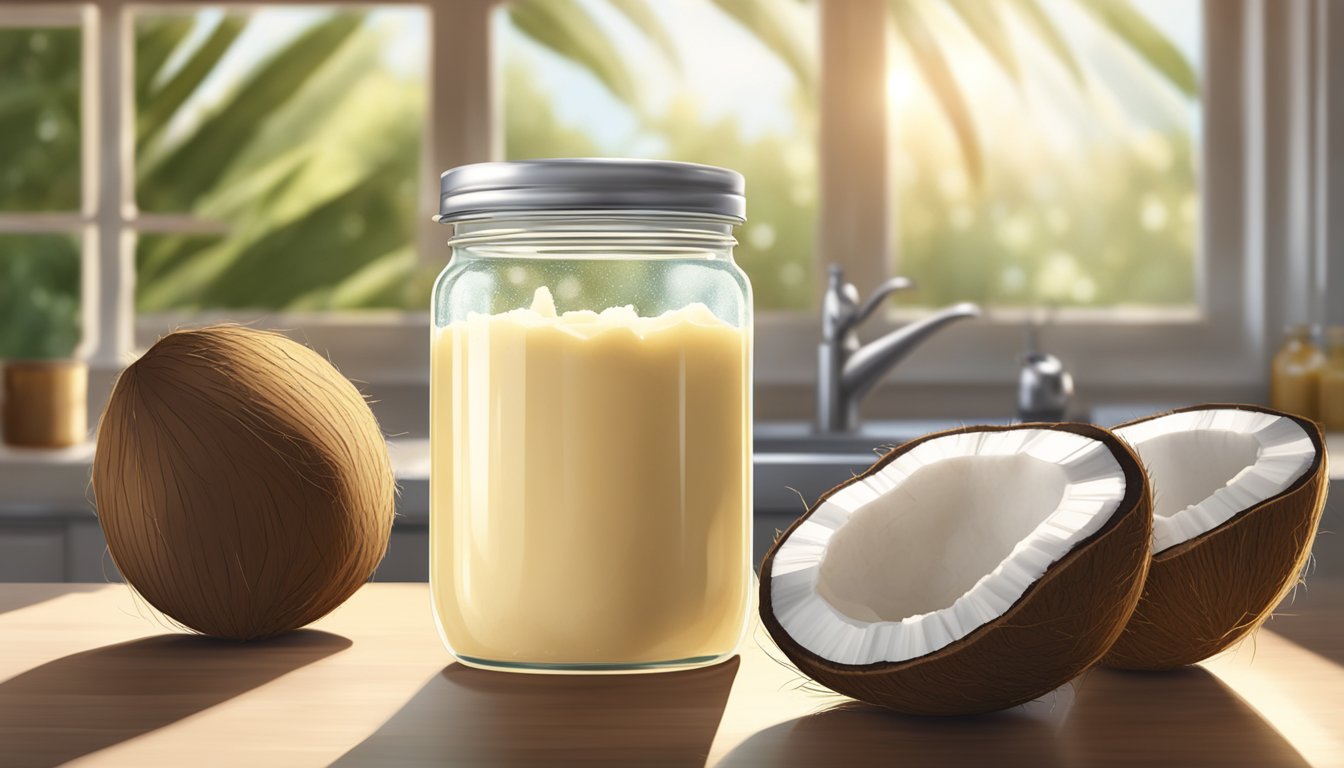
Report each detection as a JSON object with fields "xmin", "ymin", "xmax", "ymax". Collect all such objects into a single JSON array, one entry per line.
[
  {"xmin": 0, "ymin": 27, "xmax": 81, "ymax": 211},
  {"xmin": 498, "ymin": 0, "xmax": 818, "ymax": 311},
  {"xmin": 889, "ymin": 0, "xmax": 1200, "ymax": 309},
  {"xmin": 132, "ymin": 7, "xmax": 427, "ymax": 312},
  {"xmin": 0, "ymin": 234, "xmax": 81, "ymax": 359}
]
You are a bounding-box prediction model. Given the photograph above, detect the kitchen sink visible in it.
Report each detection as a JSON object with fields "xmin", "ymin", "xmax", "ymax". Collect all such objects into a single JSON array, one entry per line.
[
  {"xmin": 750, "ymin": 419, "xmax": 1014, "ymax": 564},
  {"xmin": 752, "ymin": 419, "xmax": 1013, "ymax": 511}
]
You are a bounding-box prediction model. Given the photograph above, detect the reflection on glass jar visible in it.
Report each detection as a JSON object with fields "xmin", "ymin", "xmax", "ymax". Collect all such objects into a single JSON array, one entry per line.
[{"xmin": 430, "ymin": 160, "xmax": 752, "ymax": 672}]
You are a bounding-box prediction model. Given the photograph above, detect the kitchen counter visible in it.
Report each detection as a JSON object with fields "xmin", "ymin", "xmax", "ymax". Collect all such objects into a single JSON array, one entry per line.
[{"xmin": 1, "ymin": 582, "xmax": 1341, "ymax": 767}]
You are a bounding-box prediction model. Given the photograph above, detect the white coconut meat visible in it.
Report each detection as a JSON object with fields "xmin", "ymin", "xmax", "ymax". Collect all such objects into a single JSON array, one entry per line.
[
  {"xmin": 1114, "ymin": 408, "xmax": 1317, "ymax": 555},
  {"xmin": 769, "ymin": 429, "xmax": 1128, "ymax": 666}
]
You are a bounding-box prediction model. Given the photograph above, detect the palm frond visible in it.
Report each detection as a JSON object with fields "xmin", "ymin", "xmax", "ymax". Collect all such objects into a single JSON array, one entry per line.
[
  {"xmin": 134, "ymin": 17, "xmax": 194, "ymax": 102},
  {"xmin": 889, "ymin": 0, "xmax": 982, "ymax": 182},
  {"xmin": 709, "ymin": 0, "xmax": 816, "ymax": 94},
  {"xmin": 1075, "ymin": 0, "xmax": 1196, "ymax": 97},
  {"xmin": 606, "ymin": 0, "xmax": 680, "ymax": 69},
  {"xmin": 1004, "ymin": 0, "xmax": 1087, "ymax": 88},
  {"xmin": 137, "ymin": 13, "xmax": 363, "ymax": 210},
  {"xmin": 203, "ymin": 160, "xmax": 410, "ymax": 308},
  {"xmin": 944, "ymin": 0, "xmax": 1022, "ymax": 84},
  {"xmin": 138, "ymin": 16, "xmax": 249, "ymax": 149},
  {"xmin": 510, "ymin": 0, "xmax": 639, "ymax": 105}
]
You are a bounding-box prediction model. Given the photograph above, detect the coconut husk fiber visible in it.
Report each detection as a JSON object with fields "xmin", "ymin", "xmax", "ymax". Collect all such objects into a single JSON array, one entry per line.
[
  {"xmin": 93, "ymin": 325, "xmax": 395, "ymax": 641},
  {"xmin": 759, "ymin": 423, "xmax": 1152, "ymax": 716},
  {"xmin": 1102, "ymin": 404, "xmax": 1328, "ymax": 670}
]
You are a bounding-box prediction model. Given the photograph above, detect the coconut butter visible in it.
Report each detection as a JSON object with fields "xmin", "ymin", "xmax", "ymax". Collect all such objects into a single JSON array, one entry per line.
[{"xmin": 430, "ymin": 286, "xmax": 751, "ymax": 668}]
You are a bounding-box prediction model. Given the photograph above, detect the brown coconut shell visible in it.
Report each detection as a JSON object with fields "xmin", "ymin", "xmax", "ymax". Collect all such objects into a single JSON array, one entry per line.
[
  {"xmin": 758, "ymin": 423, "xmax": 1153, "ymax": 716},
  {"xmin": 93, "ymin": 325, "xmax": 395, "ymax": 641},
  {"xmin": 1102, "ymin": 404, "xmax": 1328, "ymax": 670}
]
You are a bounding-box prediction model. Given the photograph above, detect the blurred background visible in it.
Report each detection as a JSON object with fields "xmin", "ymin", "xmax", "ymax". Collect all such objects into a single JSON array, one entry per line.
[
  {"xmin": 3, "ymin": 0, "xmax": 1204, "ymax": 342},
  {"xmin": 0, "ymin": 0, "xmax": 1340, "ymax": 581}
]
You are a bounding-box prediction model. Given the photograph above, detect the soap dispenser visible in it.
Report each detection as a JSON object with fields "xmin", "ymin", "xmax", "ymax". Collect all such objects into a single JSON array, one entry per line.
[{"xmin": 1017, "ymin": 313, "xmax": 1073, "ymax": 422}]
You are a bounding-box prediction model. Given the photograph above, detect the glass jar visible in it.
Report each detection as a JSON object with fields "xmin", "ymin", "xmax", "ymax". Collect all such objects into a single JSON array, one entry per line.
[
  {"xmin": 430, "ymin": 159, "xmax": 753, "ymax": 672},
  {"xmin": 1270, "ymin": 324, "xmax": 1323, "ymax": 421},
  {"xmin": 1318, "ymin": 327, "xmax": 1344, "ymax": 430}
]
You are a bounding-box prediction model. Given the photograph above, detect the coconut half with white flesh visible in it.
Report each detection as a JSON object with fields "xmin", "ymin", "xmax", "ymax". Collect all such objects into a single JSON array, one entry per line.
[
  {"xmin": 759, "ymin": 423, "xmax": 1151, "ymax": 716},
  {"xmin": 1102, "ymin": 404, "xmax": 1327, "ymax": 671}
]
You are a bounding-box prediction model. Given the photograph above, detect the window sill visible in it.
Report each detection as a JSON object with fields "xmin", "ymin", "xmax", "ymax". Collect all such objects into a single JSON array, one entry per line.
[{"xmin": 122, "ymin": 304, "xmax": 1252, "ymax": 390}]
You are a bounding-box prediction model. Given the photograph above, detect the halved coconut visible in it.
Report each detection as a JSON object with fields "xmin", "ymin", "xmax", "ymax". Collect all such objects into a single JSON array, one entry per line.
[
  {"xmin": 760, "ymin": 423, "xmax": 1151, "ymax": 716},
  {"xmin": 1103, "ymin": 404, "xmax": 1327, "ymax": 671}
]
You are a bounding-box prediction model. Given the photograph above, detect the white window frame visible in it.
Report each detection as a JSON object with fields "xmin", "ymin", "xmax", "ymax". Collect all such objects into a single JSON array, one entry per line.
[{"xmin": 0, "ymin": 0, "xmax": 1338, "ymax": 417}]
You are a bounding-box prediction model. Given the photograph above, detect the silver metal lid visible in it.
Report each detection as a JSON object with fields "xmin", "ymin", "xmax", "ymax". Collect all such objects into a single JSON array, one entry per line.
[{"xmin": 437, "ymin": 158, "xmax": 745, "ymax": 223}]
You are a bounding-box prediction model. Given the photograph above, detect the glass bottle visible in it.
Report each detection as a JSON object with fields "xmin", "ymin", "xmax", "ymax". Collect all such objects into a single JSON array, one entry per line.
[
  {"xmin": 1270, "ymin": 325, "xmax": 1323, "ymax": 421},
  {"xmin": 1317, "ymin": 327, "xmax": 1344, "ymax": 430}
]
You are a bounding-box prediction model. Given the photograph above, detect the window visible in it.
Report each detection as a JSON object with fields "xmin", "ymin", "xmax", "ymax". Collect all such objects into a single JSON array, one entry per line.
[
  {"xmin": 0, "ymin": 0, "xmax": 1328, "ymax": 404},
  {"xmin": 887, "ymin": 1, "xmax": 1201, "ymax": 311},
  {"xmin": 496, "ymin": 0, "xmax": 1203, "ymax": 315}
]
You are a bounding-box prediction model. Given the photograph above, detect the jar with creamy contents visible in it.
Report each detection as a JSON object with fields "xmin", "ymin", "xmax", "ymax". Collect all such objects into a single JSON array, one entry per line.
[{"xmin": 430, "ymin": 159, "xmax": 752, "ymax": 672}]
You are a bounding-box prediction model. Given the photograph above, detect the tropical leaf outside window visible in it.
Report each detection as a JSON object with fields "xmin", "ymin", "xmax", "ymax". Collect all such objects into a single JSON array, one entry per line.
[{"xmin": 0, "ymin": 0, "xmax": 1198, "ymax": 357}]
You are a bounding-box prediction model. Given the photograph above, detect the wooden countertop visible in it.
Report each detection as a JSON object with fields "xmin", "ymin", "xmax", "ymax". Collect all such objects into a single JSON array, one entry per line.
[{"xmin": 1, "ymin": 582, "xmax": 1341, "ymax": 767}]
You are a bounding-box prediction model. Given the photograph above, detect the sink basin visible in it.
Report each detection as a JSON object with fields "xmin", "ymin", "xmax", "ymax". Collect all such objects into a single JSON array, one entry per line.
[
  {"xmin": 753, "ymin": 419, "xmax": 1014, "ymax": 455},
  {"xmin": 751, "ymin": 417, "xmax": 1055, "ymax": 566},
  {"xmin": 752, "ymin": 420, "xmax": 1010, "ymax": 514},
  {"xmin": 750, "ymin": 419, "xmax": 1017, "ymax": 565}
]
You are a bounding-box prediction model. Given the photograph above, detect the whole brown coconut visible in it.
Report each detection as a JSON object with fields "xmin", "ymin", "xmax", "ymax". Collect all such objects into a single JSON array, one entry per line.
[
  {"xmin": 93, "ymin": 325, "xmax": 395, "ymax": 640},
  {"xmin": 759, "ymin": 423, "xmax": 1152, "ymax": 716},
  {"xmin": 1102, "ymin": 404, "xmax": 1327, "ymax": 670}
]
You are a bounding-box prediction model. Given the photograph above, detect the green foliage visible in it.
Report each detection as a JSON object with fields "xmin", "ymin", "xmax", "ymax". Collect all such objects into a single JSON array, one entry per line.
[
  {"xmin": 0, "ymin": 28, "xmax": 80, "ymax": 211},
  {"xmin": 510, "ymin": 0, "xmax": 645, "ymax": 107},
  {"xmin": 0, "ymin": 235, "xmax": 80, "ymax": 359},
  {"xmin": 944, "ymin": 0, "xmax": 1022, "ymax": 82},
  {"xmin": 0, "ymin": 0, "xmax": 1202, "ymax": 359},
  {"xmin": 709, "ymin": 0, "xmax": 817, "ymax": 96},
  {"xmin": 895, "ymin": 133, "xmax": 1198, "ymax": 308},
  {"xmin": 136, "ymin": 16, "xmax": 249, "ymax": 148},
  {"xmin": 890, "ymin": 2, "xmax": 983, "ymax": 183},
  {"xmin": 137, "ymin": 14, "xmax": 364, "ymax": 212},
  {"xmin": 1003, "ymin": 0, "xmax": 1086, "ymax": 87},
  {"xmin": 505, "ymin": 61, "xmax": 816, "ymax": 311},
  {"xmin": 605, "ymin": 0, "xmax": 680, "ymax": 67},
  {"xmin": 646, "ymin": 101, "xmax": 816, "ymax": 310},
  {"xmin": 508, "ymin": 0, "xmax": 1199, "ymax": 311},
  {"xmin": 1076, "ymin": 0, "xmax": 1198, "ymax": 97},
  {"xmin": 887, "ymin": 0, "xmax": 1196, "ymax": 183},
  {"xmin": 505, "ymin": 64, "xmax": 604, "ymax": 159},
  {"xmin": 132, "ymin": 11, "xmax": 426, "ymax": 312},
  {"xmin": 0, "ymin": 28, "xmax": 81, "ymax": 358}
]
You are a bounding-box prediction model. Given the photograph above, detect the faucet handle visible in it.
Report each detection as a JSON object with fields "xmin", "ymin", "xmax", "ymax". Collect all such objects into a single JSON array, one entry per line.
[
  {"xmin": 823, "ymin": 265, "xmax": 917, "ymax": 339},
  {"xmin": 854, "ymin": 276, "xmax": 916, "ymax": 327}
]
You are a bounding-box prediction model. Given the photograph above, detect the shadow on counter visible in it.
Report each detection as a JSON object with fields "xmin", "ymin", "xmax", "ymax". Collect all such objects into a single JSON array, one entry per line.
[
  {"xmin": 0, "ymin": 630, "xmax": 350, "ymax": 766},
  {"xmin": 719, "ymin": 666, "xmax": 1307, "ymax": 768},
  {"xmin": 335, "ymin": 656, "xmax": 739, "ymax": 767},
  {"xmin": 718, "ymin": 694, "xmax": 1069, "ymax": 768},
  {"xmin": 1058, "ymin": 666, "xmax": 1309, "ymax": 767}
]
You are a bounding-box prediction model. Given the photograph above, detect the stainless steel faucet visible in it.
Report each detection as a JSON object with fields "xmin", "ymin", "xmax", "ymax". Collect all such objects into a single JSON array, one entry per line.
[{"xmin": 817, "ymin": 265, "xmax": 982, "ymax": 432}]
